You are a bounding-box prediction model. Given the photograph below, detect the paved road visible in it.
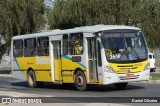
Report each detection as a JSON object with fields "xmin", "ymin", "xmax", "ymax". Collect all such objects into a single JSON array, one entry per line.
[
  {"xmin": 0, "ymin": 76, "xmax": 160, "ymax": 106},
  {"xmin": 0, "ymin": 76, "xmax": 160, "ymax": 97}
]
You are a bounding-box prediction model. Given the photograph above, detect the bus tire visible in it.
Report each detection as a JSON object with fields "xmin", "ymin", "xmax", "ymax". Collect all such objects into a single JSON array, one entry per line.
[
  {"xmin": 115, "ymin": 82, "xmax": 128, "ymax": 89},
  {"xmin": 27, "ymin": 70, "xmax": 37, "ymax": 88},
  {"xmin": 75, "ymin": 71, "xmax": 87, "ymax": 91}
]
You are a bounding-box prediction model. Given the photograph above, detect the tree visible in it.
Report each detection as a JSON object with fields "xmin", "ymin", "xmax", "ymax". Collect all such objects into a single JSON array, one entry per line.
[
  {"xmin": 48, "ymin": 0, "xmax": 160, "ymax": 48},
  {"xmin": 0, "ymin": 0, "xmax": 45, "ymax": 62}
]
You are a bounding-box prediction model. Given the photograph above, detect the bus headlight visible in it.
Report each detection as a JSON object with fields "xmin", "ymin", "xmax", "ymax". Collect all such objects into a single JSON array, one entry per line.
[
  {"xmin": 143, "ymin": 63, "xmax": 150, "ymax": 71},
  {"xmin": 106, "ymin": 66, "xmax": 115, "ymax": 73}
]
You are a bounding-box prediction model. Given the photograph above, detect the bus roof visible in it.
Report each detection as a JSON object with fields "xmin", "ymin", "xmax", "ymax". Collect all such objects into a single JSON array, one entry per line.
[{"xmin": 12, "ymin": 25, "xmax": 140, "ymax": 40}]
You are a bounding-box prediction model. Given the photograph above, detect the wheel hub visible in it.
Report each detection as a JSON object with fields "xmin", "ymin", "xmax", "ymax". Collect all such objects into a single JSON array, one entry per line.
[
  {"xmin": 77, "ymin": 76, "xmax": 84, "ymax": 86},
  {"xmin": 28, "ymin": 75, "xmax": 33, "ymax": 85}
]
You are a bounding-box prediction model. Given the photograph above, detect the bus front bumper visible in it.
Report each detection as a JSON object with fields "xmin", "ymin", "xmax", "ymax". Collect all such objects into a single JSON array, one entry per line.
[{"xmin": 103, "ymin": 70, "xmax": 150, "ymax": 85}]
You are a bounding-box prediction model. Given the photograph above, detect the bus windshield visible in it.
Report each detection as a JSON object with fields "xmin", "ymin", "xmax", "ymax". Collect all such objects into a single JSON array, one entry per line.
[{"xmin": 101, "ymin": 30, "xmax": 148, "ymax": 63}]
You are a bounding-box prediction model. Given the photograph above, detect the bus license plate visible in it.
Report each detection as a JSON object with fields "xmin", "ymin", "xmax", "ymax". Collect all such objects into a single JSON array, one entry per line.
[{"xmin": 126, "ymin": 73, "xmax": 134, "ymax": 78}]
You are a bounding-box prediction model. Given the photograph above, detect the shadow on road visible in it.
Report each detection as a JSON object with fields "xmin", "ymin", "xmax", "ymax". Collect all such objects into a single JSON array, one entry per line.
[
  {"xmin": 11, "ymin": 81, "xmax": 144, "ymax": 92},
  {"xmin": 87, "ymin": 84, "xmax": 144, "ymax": 92},
  {"xmin": 12, "ymin": 81, "xmax": 28, "ymax": 87}
]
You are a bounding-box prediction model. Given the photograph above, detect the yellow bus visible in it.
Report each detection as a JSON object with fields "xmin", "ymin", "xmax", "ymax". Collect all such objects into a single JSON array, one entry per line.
[{"xmin": 11, "ymin": 25, "xmax": 150, "ymax": 91}]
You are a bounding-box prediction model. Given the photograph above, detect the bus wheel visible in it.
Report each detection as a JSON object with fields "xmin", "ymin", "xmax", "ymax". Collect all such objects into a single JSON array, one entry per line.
[
  {"xmin": 27, "ymin": 71, "xmax": 37, "ymax": 88},
  {"xmin": 75, "ymin": 71, "xmax": 87, "ymax": 91},
  {"xmin": 114, "ymin": 82, "xmax": 128, "ymax": 89}
]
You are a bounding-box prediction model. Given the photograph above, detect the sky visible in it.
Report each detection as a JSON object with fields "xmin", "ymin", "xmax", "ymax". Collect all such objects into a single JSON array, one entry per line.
[{"xmin": 44, "ymin": 0, "xmax": 54, "ymax": 9}]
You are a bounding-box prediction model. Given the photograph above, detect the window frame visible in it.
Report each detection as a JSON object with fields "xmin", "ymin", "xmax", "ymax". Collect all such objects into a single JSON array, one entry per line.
[
  {"xmin": 13, "ymin": 39, "xmax": 23, "ymax": 57},
  {"xmin": 149, "ymin": 55, "xmax": 152, "ymax": 59},
  {"xmin": 37, "ymin": 37, "xmax": 49, "ymax": 56},
  {"xmin": 62, "ymin": 34, "xmax": 69, "ymax": 55},
  {"xmin": 24, "ymin": 38, "xmax": 36, "ymax": 57},
  {"xmin": 68, "ymin": 33, "xmax": 84, "ymax": 55}
]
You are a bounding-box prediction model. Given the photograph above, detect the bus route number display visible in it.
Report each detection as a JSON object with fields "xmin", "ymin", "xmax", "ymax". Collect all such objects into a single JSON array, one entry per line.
[{"xmin": 109, "ymin": 54, "xmax": 121, "ymax": 60}]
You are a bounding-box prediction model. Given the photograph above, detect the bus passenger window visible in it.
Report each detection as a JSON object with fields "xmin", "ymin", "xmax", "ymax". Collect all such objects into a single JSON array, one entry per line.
[
  {"xmin": 37, "ymin": 37, "xmax": 49, "ymax": 56},
  {"xmin": 13, "ymin": 40, "xmax": 23, "ymax": 57},
  {"xmin": 69, "ymin": 33, "xmax": 83, "ymax": 55},
  {"xmin": 63, "ymin": 34, "xmax": 69, "ymax": 55},
  {"xmin": 24, "ymin": 38, "xmax": 36, "ymax": 57}
]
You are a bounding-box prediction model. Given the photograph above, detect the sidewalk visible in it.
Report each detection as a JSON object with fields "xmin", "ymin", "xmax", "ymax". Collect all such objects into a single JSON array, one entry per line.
[
  {"xmin": 0, "ymin": 64, "xmax": 11, "ymax": 68},
  {"xmin": 0, "ymin": 64, "xmax": 11, "ymax": 75},
  {"xmin": 155, "ymin": 67, "xmax": 160, "ymax": 72}
]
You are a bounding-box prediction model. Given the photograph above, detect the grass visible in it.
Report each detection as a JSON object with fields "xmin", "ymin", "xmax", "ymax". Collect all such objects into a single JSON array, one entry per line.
[{"xmin": 151, "ymin": 74, "xmax": 160, "ymax": 80}]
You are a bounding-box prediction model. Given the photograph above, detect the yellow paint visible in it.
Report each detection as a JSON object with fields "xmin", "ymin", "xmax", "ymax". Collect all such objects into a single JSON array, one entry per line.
[
  {"xmin": 21, "ymin": 70, "xmax": 52, "ymax": 82},
  {"xmin": 16, "ymin": 57, "xmax": 27, "ymax": 70},
  {"xmin": 35, "ymin": 71, "xmax": 52, "ymax": 82},
  {"xmin": 61, "ymin": 56, "xmax": 86, "ymax": 83},
  {"xmin": 54, "ymin": 59, "xmax": 62, "ymax": 81},
  {"xmin": 16, "ymin": 56, "xmax": 52, "ymax": 82},
  {"xmin": 62, "ymin": 71, "xmax": 74, "ymax": 83},
  {"xmin": 61, "ymin": 58, "xmax": 86, "ymax": 70},
  {"xmin": 15, "ymin": 55, "xmax": 148, "ymax": 85},
  {"xmin": 15, "ymin": 55, "xmax": 86, "ymax": 83},
  {"xmin": 17, "ymin": 56, "xmax": 51, "ymax": 71},
  {"xmin": 98, "ymin": 79, "xmax": 103, "ymax": 84},
  {"xmin": 108, "ymin": 60, "xmax": 148, "ymax": 74}
]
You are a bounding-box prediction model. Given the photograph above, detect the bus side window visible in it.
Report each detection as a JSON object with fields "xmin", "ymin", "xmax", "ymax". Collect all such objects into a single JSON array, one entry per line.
[
  {"xmin": 63, "ymin": 34, "xmax": 69, "ymax": 55},
  {"xmin": 69, "ymin": 33, "xmax": 83, "ymax": 55},
  {"xmin": 13, "ymin": 40, "xmax": 23, "ymax": 57},
  {"xmin": 24, "ymin": 38, "xmax": 36, "ymax": 57},
  {"xmin": 37, "ymin": 37, "xmax": 49, "ymax": 56}
]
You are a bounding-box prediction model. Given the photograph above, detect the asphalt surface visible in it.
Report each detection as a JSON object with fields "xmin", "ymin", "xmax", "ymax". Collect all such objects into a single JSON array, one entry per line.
[
  {"xmin": 0, "ymin": 68, "xmax": 160, "ymax": 105},
  {"xmin": 0, "ymin": 68, "xmax": 160, "ymax": 97},
  {"xmin": 0, "ymin": 76, "xmax": 160, "ymax": 97},
  {"xmin": 0, "ymin": 75, "xmax": 160, "ymax": 105}
]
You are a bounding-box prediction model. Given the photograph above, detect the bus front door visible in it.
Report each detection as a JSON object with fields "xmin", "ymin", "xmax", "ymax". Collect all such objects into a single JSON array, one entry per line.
[
  {"xmin": 52, "ymin": 40, "xmax": 62, "ymax": 81},
  {"xmin": 87, "ymin": 38, "xmax": 98, "ymax": 83}
]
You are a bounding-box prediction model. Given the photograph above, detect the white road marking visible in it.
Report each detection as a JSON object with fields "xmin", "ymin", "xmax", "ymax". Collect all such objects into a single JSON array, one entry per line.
[
  {"xmin": 0, "ymin": 74, "xmax": 12, "ymax": 77},
  {"xmin": 0, "ymin": 91, "xmax": 54, "ymax": 97}
]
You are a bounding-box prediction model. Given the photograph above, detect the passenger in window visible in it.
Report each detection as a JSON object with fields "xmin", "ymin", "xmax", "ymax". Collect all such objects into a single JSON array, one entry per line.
[
  {"xmin": 13, "ymin": 45, "xmax": 18, "ymax": 57},
  {"xmin": 43, "ymin": 41, "xmax": 49, "ymax": 56},
  {"xmin": 37, "ymin": 40, "xmax": 44, "ymax": 56},
  {"xmin": 74, "ymin": 40, "xmax": 82, "ymax": 54}
]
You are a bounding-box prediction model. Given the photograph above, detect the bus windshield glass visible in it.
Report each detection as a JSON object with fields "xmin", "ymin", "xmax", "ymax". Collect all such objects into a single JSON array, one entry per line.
[{"xmin": 101, "ymin": 30, "xmax": 148, "ymax": 63}]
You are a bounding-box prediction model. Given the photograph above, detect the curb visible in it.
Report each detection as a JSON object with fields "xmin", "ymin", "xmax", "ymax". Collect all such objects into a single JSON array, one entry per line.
[
  {"xmin": 0, "ymin": 74, "xmax": 12, "ymax": 77},
  {"xmin": 0, "ymin": 64, "xmax": 11, "ymax": 69},
  {"xmin": 141, "ymin": 79, "xmax": 160, "ymax": 84}
]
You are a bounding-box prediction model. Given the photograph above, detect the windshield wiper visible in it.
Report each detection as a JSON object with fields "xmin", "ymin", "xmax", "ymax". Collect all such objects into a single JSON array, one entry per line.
[{"xmin": 121, "ymin": 33, "xmax": 140, "ymax": 61}]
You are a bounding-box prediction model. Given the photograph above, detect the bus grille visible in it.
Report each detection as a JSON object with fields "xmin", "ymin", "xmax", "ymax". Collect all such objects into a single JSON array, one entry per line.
[{"xmin": 119, "ymin": 75, "xmax": 140, "ymax": 80}]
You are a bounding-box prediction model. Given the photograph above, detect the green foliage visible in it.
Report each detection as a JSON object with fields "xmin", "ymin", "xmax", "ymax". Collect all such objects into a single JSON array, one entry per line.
[
  {"xmin": 151, "ymin": 74, "xmax": 160, "ymax": 80},
  {"xmin": 0, "ymin": 0, "xmax": 45, "ymax": 37},
  {"xmin": 48, "ymin": 0, "xmax": 160, "ymax": 48},
  {"xmin": 0, "ymin": 0, "xmax": 45, "ymax": 61},
  {"xmin": 0, "ymin": 0, "xmax": 160, "ymax": 53}
]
